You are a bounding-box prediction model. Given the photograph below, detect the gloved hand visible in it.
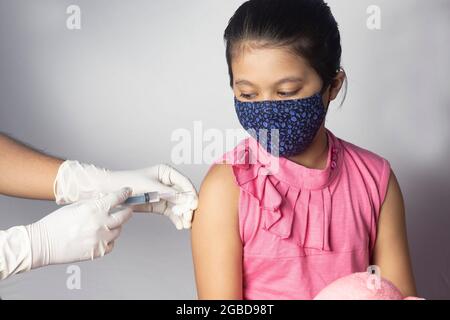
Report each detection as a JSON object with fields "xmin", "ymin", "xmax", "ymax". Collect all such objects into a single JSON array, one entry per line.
[
  {"xmin": 25, "ymin": 187, "xmax": 133, "ymax": 269},
  {"xmin": 53, "ymin": 161, "xmax": 198, "ymax": 230}
]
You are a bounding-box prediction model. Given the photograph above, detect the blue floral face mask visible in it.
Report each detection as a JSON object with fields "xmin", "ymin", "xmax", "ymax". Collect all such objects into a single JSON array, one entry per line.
[{"xmin": 234, "ymin": 92, "xmax": 326, "ymax": 157}]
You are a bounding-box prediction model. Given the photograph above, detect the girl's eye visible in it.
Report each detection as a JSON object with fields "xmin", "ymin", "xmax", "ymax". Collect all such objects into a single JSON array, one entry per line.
[
  {"xmin": 278, "ymin": 90, "xmax": 300, "ymax": 98},
  {"xmin": 239, "ymin": 93, "xmax": 257, "ymax": 100}
]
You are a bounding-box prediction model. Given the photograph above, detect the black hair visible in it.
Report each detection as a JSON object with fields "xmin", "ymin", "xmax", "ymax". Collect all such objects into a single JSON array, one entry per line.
[{"xmin": 223, "ymin": 0, "xmax": 347, "ymax": 106}]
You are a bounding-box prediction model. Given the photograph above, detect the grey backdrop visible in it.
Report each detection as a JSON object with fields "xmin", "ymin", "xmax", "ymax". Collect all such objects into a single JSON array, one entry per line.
[{"xmin": 0, "ymin": 0, "xmax": 449, "ymax": 299}]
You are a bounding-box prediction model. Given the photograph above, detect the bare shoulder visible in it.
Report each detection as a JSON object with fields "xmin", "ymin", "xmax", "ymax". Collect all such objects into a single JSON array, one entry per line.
[
  {"xmin": 201, "ymin": 163, "xmax": 238, "ymax": 191},
  {"xmin": 192, "ymin": 164, "xmax": 240, "ymax": 225},
  {"xmin": 381, "ymin": 168, "xmax": 403, "ymax": 214}
]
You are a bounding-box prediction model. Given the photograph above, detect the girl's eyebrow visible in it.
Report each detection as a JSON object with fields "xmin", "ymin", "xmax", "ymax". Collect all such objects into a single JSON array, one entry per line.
[
  {"xmin": 274, "ymin": 77, "xmax": 303, "ymax": 85},
  {"xmin": 235, "ymin": 77, "xmax": 303, "ymax": 86},
  {"xmin": 234, "ymin": 79, "xmax": 255, "ymax": 86}
]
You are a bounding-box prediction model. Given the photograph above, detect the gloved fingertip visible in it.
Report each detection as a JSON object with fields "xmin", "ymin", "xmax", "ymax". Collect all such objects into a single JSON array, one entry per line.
[
  {"xmin": 182, "ymin": 210, "xmax": 193, "ymax": 228},
  {"xmin": 183, "ymin": 210, "xmax": 193, "ymax": 224},
  {"xmin": 123, "ymin": 187, "xmax": 133, "ymax": 196},
  {"xmin": 189, "ymin": 197, "xmax": 199, "ymax": 210},
  {"xmin": 182, "ymin": 219, "xmax": 192, "ymax": 229}
]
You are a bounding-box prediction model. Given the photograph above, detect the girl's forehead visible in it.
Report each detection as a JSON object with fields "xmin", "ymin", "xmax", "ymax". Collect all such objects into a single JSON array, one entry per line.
[
  {"xmin": 232, "ymin": 42, "xmax": 300, "ymax": 63},
  {"xmin": 231, "ymin": 43, "xmax": 312, "ymax": 81}
]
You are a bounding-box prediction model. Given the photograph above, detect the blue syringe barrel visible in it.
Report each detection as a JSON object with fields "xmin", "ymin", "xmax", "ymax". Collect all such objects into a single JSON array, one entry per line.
[{"xmin": 123, "ymin": 192, "xmax": 160, "ymax": 205}]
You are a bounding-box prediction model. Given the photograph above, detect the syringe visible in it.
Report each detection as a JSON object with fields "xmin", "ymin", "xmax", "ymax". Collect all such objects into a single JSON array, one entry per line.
[{"xmin": 123, "ymin": 191, "xmax": 193, "ymax": 205}]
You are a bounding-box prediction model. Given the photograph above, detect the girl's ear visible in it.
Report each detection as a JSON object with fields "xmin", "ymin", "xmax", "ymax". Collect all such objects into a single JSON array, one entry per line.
[{"xmin": 329, "ymin": 69, "xmax": 346, "ymax": 102}]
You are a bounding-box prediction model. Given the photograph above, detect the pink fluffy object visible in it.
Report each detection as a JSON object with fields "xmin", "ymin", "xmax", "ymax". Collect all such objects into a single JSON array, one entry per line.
[{"xmin": 313, "ymin": 272, "xmax": 424, "ymax": 300}]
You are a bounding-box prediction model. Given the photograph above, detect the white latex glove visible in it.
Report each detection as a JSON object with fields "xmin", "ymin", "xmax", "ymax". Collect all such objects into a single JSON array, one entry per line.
[
  {"xmin": 25, "ymin": 187, "xmax": 133, "ymax": 269},
  {"xmin": 0, "ymin": 226, "xmax": 32, "ymax": 280},
  {"xmin": 54, "ymin": 161, "xmax": 198, "ymax": 230}
]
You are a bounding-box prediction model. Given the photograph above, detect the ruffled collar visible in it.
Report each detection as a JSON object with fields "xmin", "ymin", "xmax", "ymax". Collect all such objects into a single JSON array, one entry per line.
[
  {"xmin": 217, "ymin": 128, "xmax": 343, "ymax": 251},
  {"xmin": 276, "ymin": 128, "xmax": 342, "ymax": 190},
  {"xmin": 228, "ymin": 128, "xmax": 342, "ymax": 191}
]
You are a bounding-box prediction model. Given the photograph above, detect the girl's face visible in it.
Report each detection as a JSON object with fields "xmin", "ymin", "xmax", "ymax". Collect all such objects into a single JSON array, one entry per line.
[{"xmin": 231, "ymin": 41, "xmax": 343, "ymax": 108}]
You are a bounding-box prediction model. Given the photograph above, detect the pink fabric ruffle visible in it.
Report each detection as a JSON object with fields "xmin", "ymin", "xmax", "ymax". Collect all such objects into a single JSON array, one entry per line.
[{"xmin": 215, "ymin": 129, "xmax": 343, "ymax": 251}]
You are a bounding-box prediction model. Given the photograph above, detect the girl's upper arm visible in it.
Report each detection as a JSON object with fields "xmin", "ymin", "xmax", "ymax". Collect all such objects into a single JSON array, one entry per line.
[
  {"xmin": 191, "ymin": 164, "xmax": 243, "ymax": 299},
  {"xmin": 372, "ymin": 168, "xmax": 418, "ymax": 297}
]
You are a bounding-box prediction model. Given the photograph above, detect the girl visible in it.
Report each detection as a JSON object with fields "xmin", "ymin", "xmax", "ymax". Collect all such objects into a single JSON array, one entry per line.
[{"xmin": 191, "ymin": 0, "xmax": 417, "ymax": 299}]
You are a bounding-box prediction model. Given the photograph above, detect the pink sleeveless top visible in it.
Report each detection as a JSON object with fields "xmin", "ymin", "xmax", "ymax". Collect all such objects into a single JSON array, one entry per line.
[{"xmin": 216, "ymin": 128, "xmax": 391, "ymax": 299}]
